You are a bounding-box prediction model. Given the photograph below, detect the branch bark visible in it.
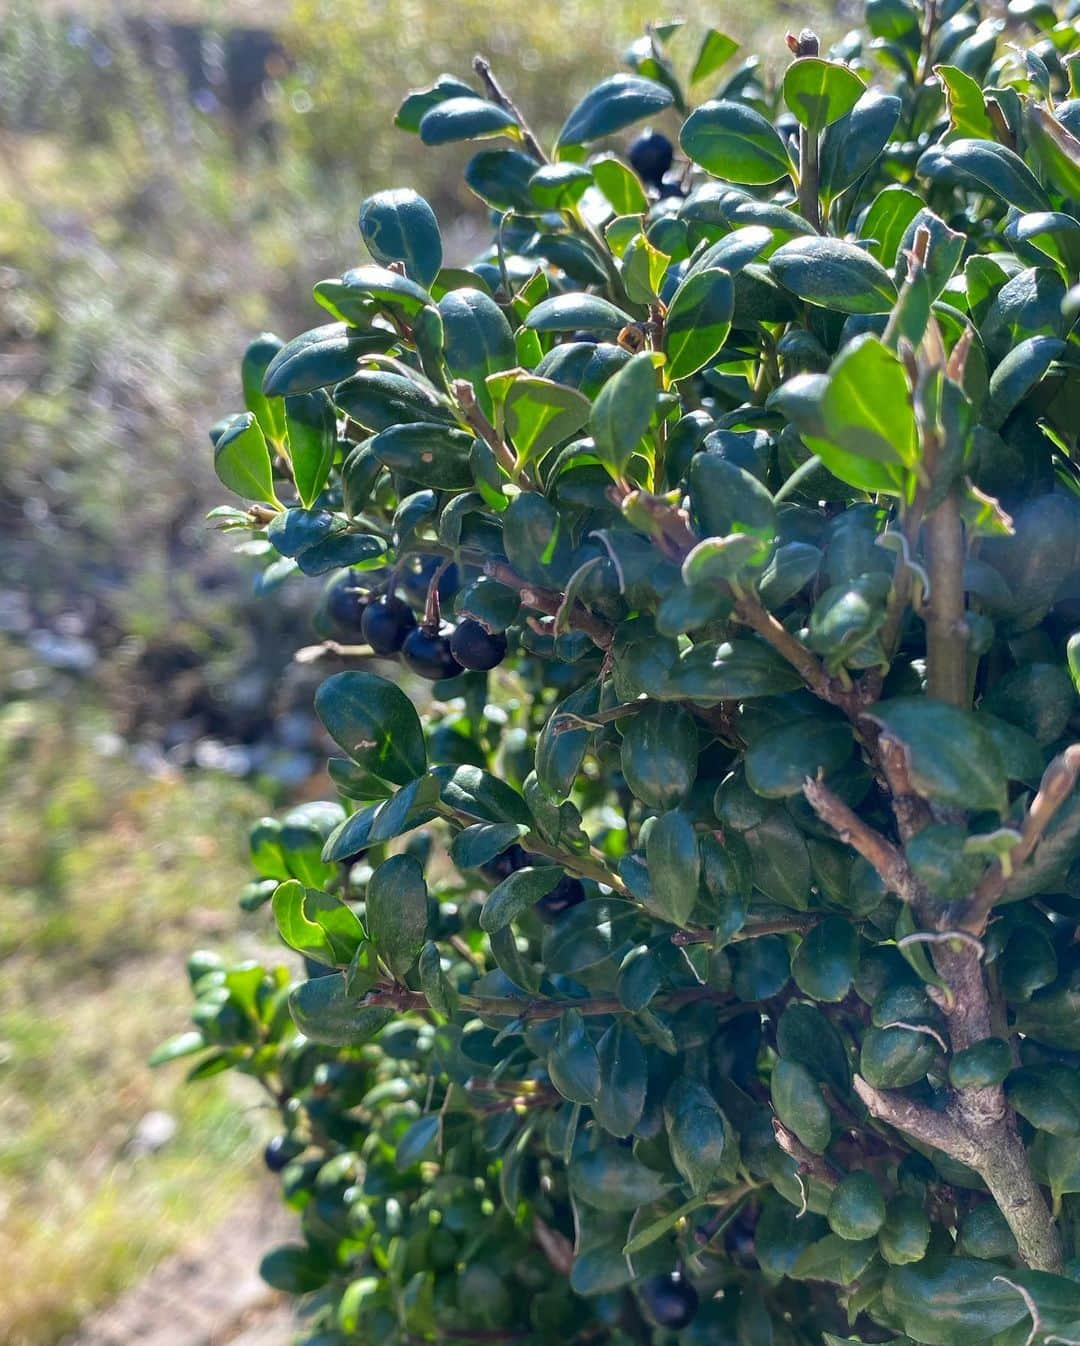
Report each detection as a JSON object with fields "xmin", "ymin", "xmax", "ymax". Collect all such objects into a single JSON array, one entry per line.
[{"xmin": 802, "ymin": 776, "xmax": 922, "ymax": 903}]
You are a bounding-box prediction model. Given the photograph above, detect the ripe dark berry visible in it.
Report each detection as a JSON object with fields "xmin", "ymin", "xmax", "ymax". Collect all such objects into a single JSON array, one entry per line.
[
  {"xmin": 639, "ymin": 1273, "xmax": 699, "ymax": 1330},
  {"xmin": 480, "ymin": 844, "xmax": 530, "ymax": 883},
  {"xmin": 401, "ymin": 625, "xmax": 464, "ymax": 681},
  {"xmin": 536, "ymin": 874, "xmax": 585, "ymax": 922},
  {"xmin": 325, "ymin": 571, "xmax": 371, "ymax": 631},
  {"xmin": 263, "ymin": 1135, "xmax": 295, "ymax": 1173},
  {"xmin": 449, "ymin": 619, "xmax": 507, "ymax": 671},
  {"xmin": 628, "ymin": 129, "xmax": 673, "ymax": 188},
  {"xmin": 361, "ymin": 594, "xmax": 416, "ymax": 654}
]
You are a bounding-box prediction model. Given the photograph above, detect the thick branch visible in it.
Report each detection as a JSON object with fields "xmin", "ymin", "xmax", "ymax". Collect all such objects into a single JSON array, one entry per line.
[
  {"xmin": 924, "ymin": 490, "xmax": 969, "ymax": 709},
  {"xmin": 802, "ymin": 776, "xmax": 922, "ymax": 903},
  {"xmin": 853, "ymin": 1074, "xmax": 975, "ymax": 1162}
]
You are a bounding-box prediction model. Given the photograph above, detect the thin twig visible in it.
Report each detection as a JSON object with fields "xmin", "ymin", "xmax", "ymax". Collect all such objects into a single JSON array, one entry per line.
[
  {"xmin": 966, "ymin": 744, "xmax": 1080, "ymax": 932},
  {"xmin": 772, "ymin": 1119, "xmax": 841, "ymax": 1188},
  {"xmin": 473, "ymin": 55, "xmax": 549, "ymax": 164},
  {"xmin": 802, "ymin": 776, "xmax": 921, "ymax": 903}
]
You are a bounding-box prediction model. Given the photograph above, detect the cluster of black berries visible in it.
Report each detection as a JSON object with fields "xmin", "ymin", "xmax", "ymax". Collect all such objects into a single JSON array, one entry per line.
[
  {"xmin": 639, "ymin": 1272, "xmax": 699, "ymax": 1329},
  {"xmin": 480, "ymin": 843, "xmax": 585, "ymax": 922},
  {"xmin": 627, "ymin": 129, "xmax": 684, "ymax": 199},
  {"xmin": 324, "ymin": 564, "xmax": 507, "ymax": 681}
]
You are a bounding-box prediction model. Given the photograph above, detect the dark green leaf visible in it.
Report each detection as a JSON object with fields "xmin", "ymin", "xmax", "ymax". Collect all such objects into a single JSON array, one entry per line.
[
  {"xmin": 288, "ymin": 975, "xmax": 394, "ymax": 1047},
  {"xmin": 480, "ymin": 866, "xmax": 562, "ymax": 933},
  {"xmin": 772, "ymin": 1057, "xmax": 832, "ymax": 1153},
  {"xmin": 591, "ymin": 352, "xmax": 656, "ymax": 479},
  {"xmin": 314, "ymin": 670, "xmax": 427, "ymax": 787},
  {"xmin": 664, "ymin": 268, "xmax": 734, "ymax": 380},
  {"xmin": 771, "ymin": 238, "xmax": 898, "ymax": 315},
  {"xmin": 680, "ymin": 100, "xmax": 792, "ymax": 185},
  {"xmin": 366, "ymin": 853, "xmax": 428, "ymax": 978},
  {"xmin": 870, "ymin": 699, "xmax": 1008, "ymax": 814},
  {"xmin": 359, "ymin": 188, "xmax": 443, "ymax": 288},
  {"xmin": 557, "ymin": 75, "xmax": 674, "ymax": 148},
  {"xmin": 570, "ymin": 1144, "xmax": 673, "ymax": 1211},
  {"xmin": 419, "ymin": 96, "xmax": 516, "ymax": 145},
  {"xmin": 645, "ymin": 810, "xmax": 700, "ymax": 927}
]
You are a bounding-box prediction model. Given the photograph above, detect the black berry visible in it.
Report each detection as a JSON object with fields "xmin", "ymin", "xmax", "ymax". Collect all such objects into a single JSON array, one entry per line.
[
  {"xmin": 480, "ymin": 844, "xmax": 530, "ymax": 883},
  {"xmin": 325, "ymin": 571, "xmax": 371, "ymax": 631},
  {"xmin": 361, "ymin": 594, "xmax": 416, "ymax": 654},
  {"xmin": 536, "ymin": 874, "xmax": 585, "ymax": 922},
  {"xmin": 639, "ymin": 1273, "xmax": 699, "ymax": 1330},
  {"xmin": 401, "ymin": 625, "xmax": 464, "ymax": 680},
  {"xmin": 628, "ymin": 129, "xmax": 673, "ymax": 188},
  {"xmin": 263, "ymin": 1135, "xmax": 296, "ymax": 1173},
  {"xmin": 449, "ymin": 619, "xmax": 507, "ymax": 671}
]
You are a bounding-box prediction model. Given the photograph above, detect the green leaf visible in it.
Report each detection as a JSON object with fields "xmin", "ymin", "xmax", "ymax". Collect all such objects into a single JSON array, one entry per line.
[
  {"xmin": 819, "ymin": 90, "xmax": 902, "ymax": 200},
  {"xmin": 819, "ymin": 334, "xmax": 918, "ymax": 471},
  {"xmin": 664, "ymin": 1077, "xmax": 737, "ymax": 1194},
  {"xmin": 213, "ymin": 413, "xmax": 280, "ymax": 506},
  {"xmin": 773, "ymin": 1057, "xmax": 832, "ymax": 1153},
  {"xmin": 548, "ymin": 1008, "xmax": 601, "ymax": 1104},
  {"xmin": 664, "ymin": 268, "xmax": 734, "ymax": 380},
  {"xmin": 262, "ymin": 324, "xmax": 394, "ymax": 398},
  {"xmin": 149, "ymin": 1031, "xmax": 206, "ymax": 1067},
  {"xmin": 590, "ymin": 155, "xmax": 648, "ymax": 215},
  {"xmin": 272, "ymin": 879, "xmax": 365, "ymax": 966},
  {"xmin": 529, "ymin": 161, "xmax": 594, "ymax": 209},
  {"xmin": 464, "ymin": 149, "xmax": 541, "ymax": 213},
  {"xmin": 285, "ymin": 390, "xmax": 336, "ymax": 508},
  {"xmin": 535, "ymin": 682, "xmax": 601, "ymax": 802},
  {"xmin": 439, "ymin": 288, "xmax": 517, "ymax": 418},
  {"xmin": 663, "ymin": 640, "xmax": 804, "ymax": 702},
  {"xmin": 358, "ymin": 188, "xmax": 443, "ymax": 288},
  {"xmin": 860, "ymin": 185, "xmax": 924, "ymax": 266},
  {"xmin": 791, "ymin": 917, "xmax": 859, "ymax": 1002},
  {"xmin": 878, "ymin": 1195, "xmax": 931, "ymax": 1266},
  {"xmin": 480, "ymin": 866, "xmax": 562, "ymax": 934},
  {"xmin": 770, "ymin": 238, "xmax": 898, "ymax": 315},
  {"xmin": 622, "ymin": 1195, "xmax": 710, "ymax": 1255},
  {"xmin": 570, "ymin": 1144, "xmax": 673, "ymax": 1212},
  {"xmin": 368, "ymin": 422, "xmax": 476, "ymax": 490},
  {"xmin": 935, "ymin": 64, "xmax": 995, "ymax": 139},
  {"xmin": 918, "ymin": 138, "xmax": 1051, "ymax": 214},
  {"xmin": 504, "ymin": 376, "xmax": 591, "ymax": 465},
  {"xmin": 333, "ymin": 369, "xmax": 453, "ymax": 430},
  {"xmin": 1006, "ymin": 1065, "xmax": 1080, "ymax": 1136},
  {"xmin": 859, "ymin": 1025, "xmax": 938, "ymax": 1088},
  {"xmin": 419, "ymin": 96, "xmax": 516, "ymax": 145},
  {"xmin": 366, "ymin": 854, "xmax": 428, "ymax": 978},
  {"xmin": 1014, "ymin": 978, "xmax": 1080, "ymax": 1051},
  {"xmin": 745, "ymin": 720, "xmax": 853, "ymax": 799},
  {"xmin": 619, "ymin": 702, "xmax": 698, "ymax": 810},
  {"xmin": 395, "ymin": 75, "xmax": 476, "ymax": 133},
  {"xmin": 882, "ymin": 1260, "xmax": 1053, "ymax": 1346},
  {"xmin": 692, "ymin": 30, "xmax": 739, "ymax": 84},
  {"xmin": 593, "ymin": 1020, "xmax": 648, "ymax": 1138},
  {"xmin": 288, "ymin": 975, "xmax": 394, "ymax": 1047},
  {"xmin": 680, "ymin": 100, "xmax": 792, "ymax": 185},
  {"xmin": 590, "ymin": 351, "xmax": 656, "ymax": 479},
  {"xmin": 314, "ymin": 671, "xmax": 427, "ymax": 787},
  {"xmin": 645, "ymin": 810, "xmax": 700, "ymax": 927},
  {"xmin": 557, "ymin": 75, "xmax": 674, "ymax": 149},
  {"xmin": 449, "ymin": 822, "xmax": 529, "ymax": 870},
  {"xmin": 524, "ymin": 293, "xmax": 634, "ymax": 335},
  {"xmin": 828, "ymin": 1172, "xmax": 885, "ymax": 1240},
  {"xmin": 241, "ymin": 332, "xmax": 287, "ymax": 447},
  {"xmin": 783, "ymin": 58, "xmax": 865, "ymax": 134},
  {"xmin": 259, "ymin": 1246, "xmax": 330, "ymax": 1294},
  {"xmin": 870, "ymin": 699, "xmax": 1008, "ymax": 814},
  {"xmin": 776, "ymin": 1002, "xmax": 851, "ymax": 1094},
  {"xmin": 318, "ymin": 265, "xmax": 433, "ymax": 321}
]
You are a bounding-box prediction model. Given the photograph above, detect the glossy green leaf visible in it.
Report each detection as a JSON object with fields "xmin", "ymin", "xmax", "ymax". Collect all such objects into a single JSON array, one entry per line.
[
  {"xmin": 288, "ymin": 975, "xmax": 394, "ymax": 1047},
  {"xmin": 419, "ymin": 96, "xmax": 516, "ymax": 145},
  {"xmin": 570, "ymin": 1144, "xmax": 672, "ymax": 1211},
  {"xmin": 504, "ymin": 376, "xmax": 591, "ymax": 465},
  {"xmin": 590, "ymin": 351, "xmax": 656, "ymax": 479},
  {"xmin": 680, "ymin": 100, "xmax": 792, "ymax": 185},
  {"xmin": 366, "ymin": 853, "xmax": 428, "ymax": 978},
  {"xmin": 820, "ymin": 90, "xmax": 902, "ymax": 199},
  {"xmin": 692, "ymin": 30, "xmax": 739, "ymax": 84},
  {"xmin": 524, "ymin": 293, "xmax": 634, "ymax": 334},
  {"xmin": 619, "ymin": 702, "xmax": 698, "ymax": 809},
  {"xmin": 241, "ymin": 332, "xmax": 287, "ymax": 447},
  {"xmin": 548, "ymin": 1008, "xmax": 601, "ymax": 1104},
  {"xmin": 745, "ymin": 719, "xmax": 852, "ymax": 799},
  {"xmin": 263, "ymin": 324, "xmax": 394, "ymax": 398},
  {"xmin": 791, "ymin": 917, "xmax": 859, "ymax": 1002},
  {"xmin": 314, "ymin": 670, "xmax": 427, "ymax": 787},
  {"xmin": 783, "ymin": 58, "xmax": 865, "ymax": 134},
  {"xmin": 593, "ymin": 1020, "xmax": 648, "ymax": 1138},
  {"xmin": 480, "ymin": 866, "xmax": 562, "ymax": 934},
  {"xmin": 870, "ymin": 698, "xmax": 1008, "ymax": 813},
  {"xmin": 358, "ymin": 188, "xmax": 443, "ymax": 288},
  {"xmin": 272, "ymin": 879, "xmax": 365, "ymax": 966},
  {"xmin": 557, "ymin": 75, "xmax": 674, "ymax": 148},
  {"xmin": 590, "ymin": 155, "xmax": 648, "ymax": 215},
  {"xmin": 664, "ymin": 268, "xmax": 734, "ymax": 380},
  {"xmin": 213, "ymin": 412, "xmax": 280, "ymax": 506},
  {"xmin": 772, "ymin": 1057, "xmax": 832, "ymax": 1153},
  {"xmin": 664, "ymin": 1078, "xmax": 737, "ymax": 1193},
  {"xmin": 770, "ymin": 238, "xmax": 898, "ymax": 314},
  {"xmin": 645, "ymin": 809, "xmax": 700, "ymax": 927},
  {"xmin": 285, "ymin": 390, "xmax": 336, "ymax": 508}
]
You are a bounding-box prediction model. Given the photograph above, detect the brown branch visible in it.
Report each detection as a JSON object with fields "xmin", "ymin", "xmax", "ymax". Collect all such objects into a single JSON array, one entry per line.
[
  {"xmin": 453, "ymin": 379, "xmax": 520, "ymax": 479},
  {"xmin": 472, "ymin": 55, "xmax": 549, "ymax": 165},
  {"xmin": 873, "ymin": 728, "xmax": 934, "ymax": 841},
  {"xmin": 532, "ymin": 1215, "xmax": 574, "ymax": 1275},
  {"xmin": 802, "ymin": 776, "xmax": 922, "ymax": 903},
  {"xmin": 853, "ymin": 1074, "xmax": 976, "ymax": 1163},
  {"xmin": 772, "ymin": 1119, "xmax": 841, "ymax": 1188},
  {"xmin": 966, "ymin": 744, "xmax": 1080, "ymax": 933},
  {"xmin": 736, "ymin": 593, "xmax": 848, "ymax": 708},
  {"xmin": 368, "ymin": 982, "xmax": 731, "ymax": 1023},
  {"xmin": 481, "ymin": 560, "xmax": 614, "ymax": 650},
  {"xmin": 671, "ymin": 914, "xmax": 820, "ymax": 946}
]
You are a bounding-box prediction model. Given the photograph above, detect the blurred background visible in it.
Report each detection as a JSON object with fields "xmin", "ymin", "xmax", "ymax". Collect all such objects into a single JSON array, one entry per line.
[{"xmin": 0, "ymin": 1, "xmax": 820, "ymax": 1341}]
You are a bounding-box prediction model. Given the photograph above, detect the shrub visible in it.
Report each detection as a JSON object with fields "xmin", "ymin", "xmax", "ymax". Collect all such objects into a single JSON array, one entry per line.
[{"xmin": 161, "ymin": 4, "xmax": 1080, "ymax": 1343}]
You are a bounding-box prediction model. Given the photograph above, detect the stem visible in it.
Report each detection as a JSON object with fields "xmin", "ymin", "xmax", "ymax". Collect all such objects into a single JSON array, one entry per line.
[
  {"xmin": 924, "ymin": 489, "xmax": 968, "ymax": 708},
  {"xmin": 473, "ymin": 55, "xmax": 549, "ymax": 165},
  {"xmin": 367, "ymin": 981, "xmax": 730, "ymax": 1022},
  {"xmin": 797, "ymin": 126, "xmax": 822, "ymax": 232},
  {"xmin": 802, "ymin": 777, "xmax": 923, "ymax": 903}
]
